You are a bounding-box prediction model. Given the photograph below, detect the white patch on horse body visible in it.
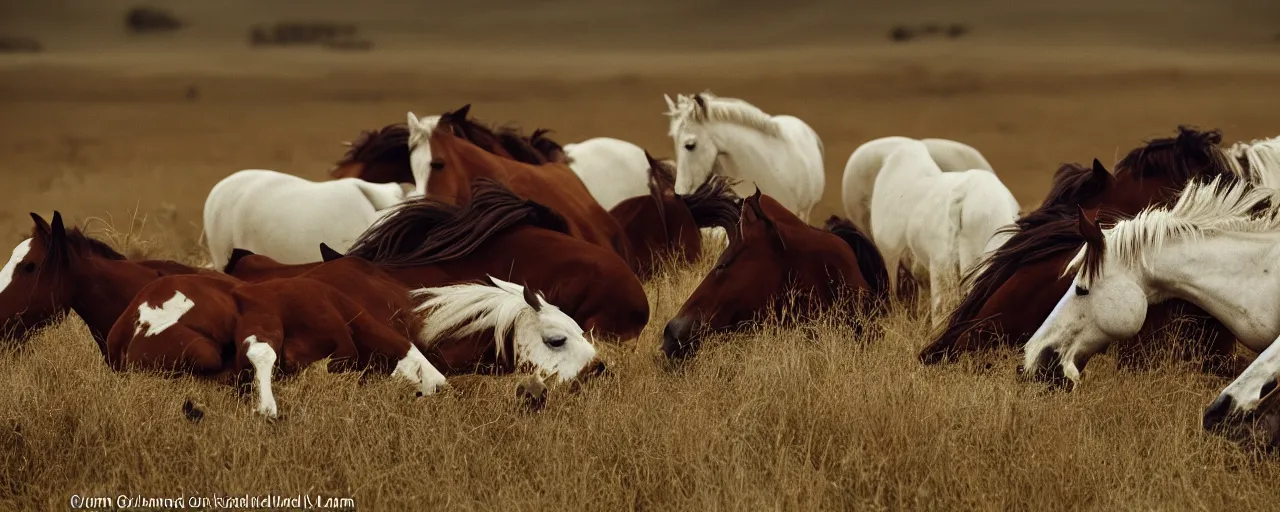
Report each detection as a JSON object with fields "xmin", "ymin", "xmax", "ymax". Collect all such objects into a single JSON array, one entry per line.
[
  {"xmin": 0, "ymin": 238, "xmax": 33, "ymax": 295},
  {"xmin": 412, "ymin": 276, "xmax": 597, "ymax": 383},
  {"xmin": 244, "ymin": 335, "xmax": 279, "ymax": 418},
  {"xmin": 392, "ymin": 344, "xmax": 448, "ymax": 396},
  {"xmin": 134, "ymin": 291, "xmax": 195, "ymax": 337}
]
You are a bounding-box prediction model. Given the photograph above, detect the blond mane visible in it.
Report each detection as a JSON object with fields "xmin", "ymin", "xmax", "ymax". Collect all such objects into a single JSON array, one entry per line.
[
  {"xmin": 666, "ymin": 91, "xmax": 783, "ymax": 138},
  {"xmin": 1065, "ymin": 176, "xmax": 1280, "ymax": 284},
  {"xmin": 1224, "ymin": 135, "xmax": 1280, "ymax": 188}
]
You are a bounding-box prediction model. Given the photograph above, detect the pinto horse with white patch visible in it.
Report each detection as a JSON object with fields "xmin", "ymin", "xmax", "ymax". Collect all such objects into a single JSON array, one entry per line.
[
  {"xmin": 1019, "ymin": 177, "xmax": 1280, "ymax": 391},
  {"xmin": 870, "ymin": 139, "xmax": 1021, "ymax": 326},
  {"xmin": 664, "ymin": 92, "xmax": 824, "ymax": 223},
  {"xmin": 108, "ymin": 260, "xmax": 450, "ymax": 418},
  {"xmin": 661, "ymin": 190, "xmax": 889, "ymax": 361},
  {"xmin": 608, "ymin": 152, "xmax": 741, "ymax": 278},
  {"xmin": 0, "ymin": 212, "xmax": 212, "ymax": 348},
  {"xmin": 226, "ymin": 179, "xmax": 651, "ymax": 343},
  {"xmin": 840, "ymin": 135, "xmax": 995, "ymax": 240}
]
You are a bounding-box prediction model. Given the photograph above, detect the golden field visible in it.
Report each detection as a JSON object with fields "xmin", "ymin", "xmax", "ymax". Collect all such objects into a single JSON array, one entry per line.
[{"xmin": 2, "ymin": 0, "xmax": 1280, "ymax": 509}]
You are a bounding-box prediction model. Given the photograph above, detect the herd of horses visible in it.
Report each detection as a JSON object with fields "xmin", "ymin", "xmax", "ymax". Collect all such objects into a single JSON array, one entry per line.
[{"xmin": 5, "ymin": 91, "xmax": 1280, "ymax": 450}]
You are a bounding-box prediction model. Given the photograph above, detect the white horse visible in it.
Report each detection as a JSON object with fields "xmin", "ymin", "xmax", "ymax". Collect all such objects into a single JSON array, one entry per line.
[
  {"xmin": 870, "ymin": 140, "xmax": 1020, "ymax": 324},
  {"xmin": 561, "ymin": 137, "xmax": 653, "ymax": 211},
  {"xmin": 415, "ymin": 275, "xmax": 600, "ymax": 384},
  {"xmin": 664, "ymin": 91, "xmax": 824, "ymax": 223},
  {"xmin": 202, "ymin": 169, "xmax": 411, "ymax": 270},
  {"xmin": 841, "ymin": 136, "xmax": 995, "ymax": 238},
  {"xmin": 1019, "ymin": 177, "xmax": 1280, "ymax": 389}
]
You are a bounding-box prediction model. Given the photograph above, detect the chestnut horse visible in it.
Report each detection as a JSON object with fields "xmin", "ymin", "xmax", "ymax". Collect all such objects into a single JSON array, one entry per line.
[
  {"xmin": 225, "ymin": 179, "xmax": 650, "ymax": 342},
  {"xmin": 424, "ymin": 105, "xmax": 632, "ymax": 266},
  {"xmin": 661, "ymin": 190, "xmax": 889, "ymax": 361},
  {"xmin": 107, "ymin": 257, "xmax": 452, "ymax": 418},
  {"xmin": 918, "ymin": 127, "xmax": 1246, "ymax": 369},
  {"xmin": 0, "ymin": 212, "xmax": 212, "ymax": 350},
  {"xmin": 608, "ymin": 152, "xmax": 742, "ymax": 278}
]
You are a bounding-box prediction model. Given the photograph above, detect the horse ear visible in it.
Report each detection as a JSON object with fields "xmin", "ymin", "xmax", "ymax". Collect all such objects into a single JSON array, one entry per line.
[
  {"xmin": 49, "ymin": 211, "xmax": 66, "ymax": 244},
  {"xmin": 1077, "ymin": 205, "xmax": 1104, "ymax": 249},
  {"xmin": 745, "ymin": 191, "xmax": 786, "ymax": 251},
  {"xmin": 453, "ymin": 104, "xmax": 471, "ymax": 120},
  {"xmin": 693, "ymin": 93, "xmax": 707, "ymax": 111},
  {"xmin": 407, "ymin": 111, "xmax": 419, "ymax": 127},
  {"xmin": 319, "ymin": 243, "xmax": 344, "ymax": 262},
  {"xmin": 521, "ymin": 283, "xmax": 542, "ymax": 312},
  {"xmin": 1091, "ymin": 158, "xmax": 1112, "ymax": 178},
  {"xmin": 663, "ymin": 94, "xmax": 677, "ymax": 113},
  {"xmin": 29, "ymin": 212, "xmax": 51, "ymax": 238}
]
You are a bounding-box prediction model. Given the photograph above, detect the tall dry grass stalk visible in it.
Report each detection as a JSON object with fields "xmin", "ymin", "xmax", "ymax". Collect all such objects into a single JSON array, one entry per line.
[{"xmin": 1, "ymin": 233, "xmax": 1279, "ymax": 511}]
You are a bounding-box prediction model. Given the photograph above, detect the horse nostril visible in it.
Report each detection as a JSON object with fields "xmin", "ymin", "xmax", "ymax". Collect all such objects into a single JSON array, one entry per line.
[
  {"xmin": 545, "ymin": 335, "xmax": 566, "ymax": 348},
  {"xmin": 1203, "ymin": 394, "xmax": 1238, "ymax": 432},
  {"xmin": 662, "ymin": 317, "xmax": 697, "ymax": 360}
]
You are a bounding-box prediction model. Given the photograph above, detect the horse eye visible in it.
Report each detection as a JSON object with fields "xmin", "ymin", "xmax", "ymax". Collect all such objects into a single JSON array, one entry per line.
[
  {"xmin": 1074, "ymin": 285, "xmax": 1090, "ymax": 296},
  {"xmin": 544, "ymin": 335, "xmax": 567, "ymax": 349},
  {"xmin": 684, "ymin": 142, "xmax": 696, "ymax": 151},
  {"xmin": 20, "ymin": 262, "xmax": 35, "ymax": 274},
  {"xmin": 429, "ymin": 160, "xmax": 445, "ymax": 171}
]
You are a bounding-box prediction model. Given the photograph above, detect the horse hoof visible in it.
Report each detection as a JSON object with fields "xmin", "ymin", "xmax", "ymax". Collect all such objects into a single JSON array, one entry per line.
[
  {"xmin": 182, "ymin": 399, "xmax": 205, "ymax": 423},
  {"xmin": 516, "ymin": 378, "xmax": 548, "ymax": 412}
]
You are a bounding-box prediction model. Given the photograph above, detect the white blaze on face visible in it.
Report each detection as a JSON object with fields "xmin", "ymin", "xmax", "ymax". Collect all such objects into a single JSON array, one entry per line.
[
  {"xmin": 0, "ymin": 239, "xmax": 34, "ymax": 295},
  {"xmin": 134, "ymin": 291, "xmax": 195, "ymax": 337}
]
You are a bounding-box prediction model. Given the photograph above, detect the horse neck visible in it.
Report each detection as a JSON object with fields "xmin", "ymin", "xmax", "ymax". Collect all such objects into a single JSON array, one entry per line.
[
  {"xmin": 68, "ymin": 257, "xmax": 174, "ymax": 352},
  {"xmin": 705, "ymin": 122, "xmax": 787, "ymax": 196},
  {"xmin": 1145, "ymin": 233, "xmax": 1280, "ymax": 348}
]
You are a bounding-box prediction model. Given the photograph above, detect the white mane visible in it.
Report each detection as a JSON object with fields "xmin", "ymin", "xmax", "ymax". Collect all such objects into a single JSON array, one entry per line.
[
  {"xmin": 413, "ymin": 282, "xmax": 541, "ymax": 361},
  {"xmin": 666, "ymin": 91, "xmax": 782, "ymax": 138},
  {"xmin": 1065, "ymin": 176, "xmax": 1280, "ymax": 282},
  {"xmin": 1223, "ymin": 134, "xmax": 1280, "ymax": 188}
]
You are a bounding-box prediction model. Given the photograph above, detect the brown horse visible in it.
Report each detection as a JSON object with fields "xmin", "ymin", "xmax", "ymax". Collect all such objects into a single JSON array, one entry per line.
[
  {"xmin": 661, "ymin": 190, "xmax": 889, "ymax": 361},
  {"xmin": 328, "ymin": 111, "xmax": 569, "ymax": 186},
  {"xmin": 608, "ymin": 152, "xmax": 742, "ymax": 278},
  {"xmin": 425, "ymin": 105, "xmax": 632, "ymax": 264},
  {"xmin": 0, "ymin": 212, "xmax": 213, "ymax": 352},
  {"xmin": 226, "ymin": 178, "xmax": 651, "ymax": 342},
  {"xmin": 919, "ymin": 127, "xmax": 1244, "ymax": 370},
  {"xmin": 106, "ymin": 257, "xmax": 452, "ymax": 418}
]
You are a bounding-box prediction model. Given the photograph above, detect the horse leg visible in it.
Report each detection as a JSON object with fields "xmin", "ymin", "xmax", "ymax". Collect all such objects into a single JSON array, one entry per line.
[
  {"xmin": 344, "ymin": 308, "xmax": 449, "ymax": 397},
  {"xmin": 233, "ymin": 312, "xmax": 285, "ymax": 419},
  {"xmin": 881, "ymin": 250, "xmax": 902, "ymax": 304},
  {"xmin": 926, "ymin": 261, "xmax": 951, "ymax": 329}
]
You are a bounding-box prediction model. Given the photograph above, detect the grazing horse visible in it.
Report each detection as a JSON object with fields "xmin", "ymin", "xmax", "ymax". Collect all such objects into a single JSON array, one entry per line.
[
  {"xmin": 0, "ymin": 212, "xmax": 211, "ymax": 349},
  {"xmin": 608, "ymin": 152, "xmax": 742, "ymax": 278},
  {"xmin": 226, "ymin": 179, "xmax": 651, "ymax": 342},
  {"xmin": 424, "ymin": 106, "xmax": 631, "ymax": 263},
  {"xmin": 871, "ymin": 139, "xmax": 1021, "ymax": 325},
  {"xmin": 328, "ymin": 123, "xmax": 415, "ymax": 185},
  {"xmin": 202, "ymin": 169, "xmax": 412, "ymax": 269},
  {"xmin": 919, "ymin": 127, "xmax": 1268, "ymax": 366},
  {"xmin": 840, "ymin": 135, "xmax": 995, "ymax": 240},
  {"xmin": 661, "ymin": 190, "xmax": 889, "ymax": 361},
  {"xmin": 107, "ymin": 258, "xmax": 452, "ymax": 418},
  {"xmin": 1019, "ymin": 177, "xmax": 1280, "ymax": 390},
  {"xmin": 664, "ymin": 91, "xmax": 824, "ymax": 222}
]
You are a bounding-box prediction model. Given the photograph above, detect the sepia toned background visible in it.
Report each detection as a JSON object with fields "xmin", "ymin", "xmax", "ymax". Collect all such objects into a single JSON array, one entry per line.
[{"xmin": 1, "ymin": 1, "xmax": 1279, "ymax": 509}]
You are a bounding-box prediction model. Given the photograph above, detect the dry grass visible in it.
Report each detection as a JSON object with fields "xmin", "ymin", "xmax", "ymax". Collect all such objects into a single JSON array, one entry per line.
[{"xmin": 2, "ymin": 233, "xmax": 1279, "ymax": 510}]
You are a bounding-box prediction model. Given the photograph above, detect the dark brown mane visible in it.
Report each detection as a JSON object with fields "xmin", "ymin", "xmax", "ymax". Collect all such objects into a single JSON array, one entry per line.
[
  {"xmin": 345, "ymin": 178, "xmax": 570, "ymax": 268},
  {"xmin": 529, "ymin": 128, "xmax": 571, "ymax": 164},
  {"xmin": 329, "ymin": 123, "xmax": 411, "ymax": 178},
  {"xmin": 680, "ymin": 174, "xmax": 743, "ymax": 232},
  {"xmin": 1115, "ymin": 125, "xmax": 1240, "ymax": 185},
  {"xmin": 1043, "ymin": 162, "xmax": 1109, "ymax": 209},
  {"xmin": 822, "ymin": 216, "xmax": 889, "ymax": 304},
  {"xmin": 496, "ymin": 125, "xmax": 551, "ymax": 165}
]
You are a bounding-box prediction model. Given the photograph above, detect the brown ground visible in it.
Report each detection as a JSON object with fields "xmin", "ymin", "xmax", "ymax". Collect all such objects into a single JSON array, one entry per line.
[{"xmin": 2, "ymin": 1, "xmax": 1280, "ymax": 509}]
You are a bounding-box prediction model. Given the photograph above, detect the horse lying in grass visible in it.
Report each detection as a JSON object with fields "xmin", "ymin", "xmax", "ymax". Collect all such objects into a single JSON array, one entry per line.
[
  {"xmin": 661, "ymin": 190, "xmax": 889, "ymax": 361},
  {"xmin": 225, "ymin": 178, "xmax": 651, "ymax": 342}
]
